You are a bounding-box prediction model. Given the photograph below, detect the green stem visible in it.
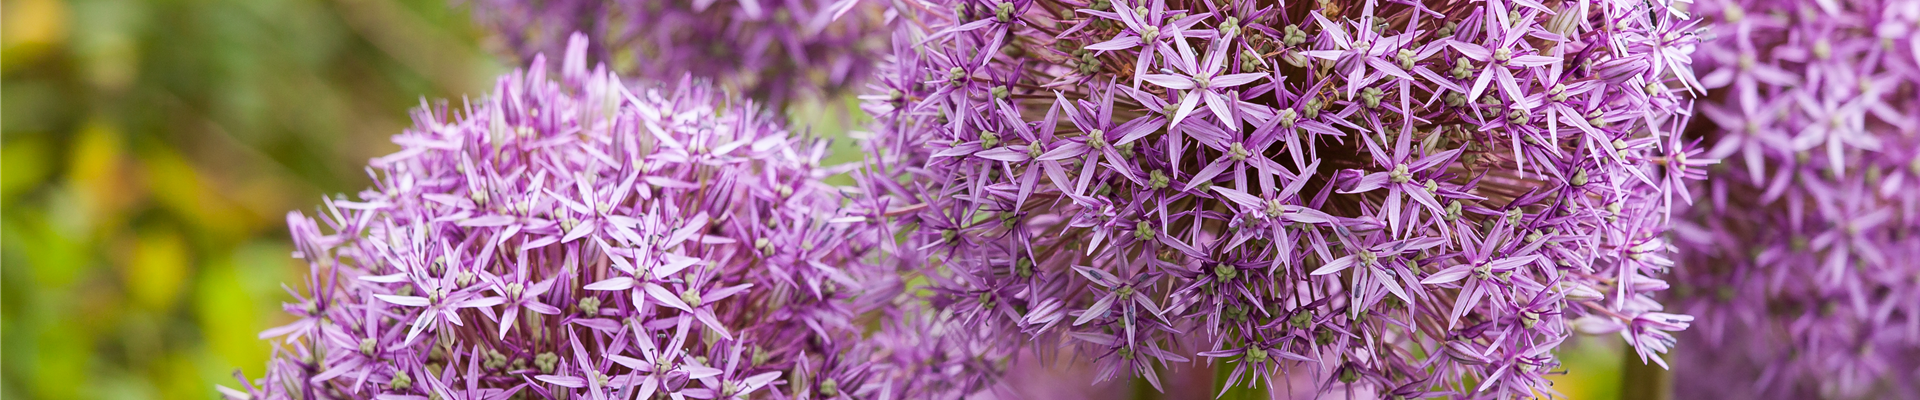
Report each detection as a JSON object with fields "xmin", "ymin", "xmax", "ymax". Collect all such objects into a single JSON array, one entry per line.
[
  {"xmin": 1131, "ymin": 372, "xmax": 1163, "ymax": 400},
  {"xmin": 1620, "ymin": 350, "xmax": 1672, "ymax": 400},
  {"xmin": 1212, "ymin": 361, "xmax": 1267, "ymax": 400}
]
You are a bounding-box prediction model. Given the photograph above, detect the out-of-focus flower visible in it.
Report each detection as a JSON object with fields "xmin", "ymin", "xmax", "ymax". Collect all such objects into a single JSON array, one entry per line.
[
  {"xmin": 1675, "ymin": 0, "xmax": 1920, "ymax": 398},
  {"xmin": 465, "ymin": 0, "xmax": 891, "ymax": 107},
  {"xmin": 861, "ymin": 0, "xmax": 1706, "ymax": 397},
  {"xmin": 221, "ymin": 34, "xmax": 967, "ymax": 399}
]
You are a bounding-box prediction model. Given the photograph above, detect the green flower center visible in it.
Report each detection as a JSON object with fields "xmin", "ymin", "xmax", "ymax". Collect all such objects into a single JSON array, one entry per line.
[
  {"xmin": 756, "ymin": 238, "xmax": 775, "ymax": 256},
  {"xmin": 1245, "ymin": 346, "xmax": 1269, "ymax": 363},
  {"xmin": 1148, "ymin": 169, "xmax": 1170, "ymax": 190},
  {"xmin": 1133, "ymin": 221, "xmax": 1155, "ymax": 241},
  {"xmin": 1289, "ymin": 311, "xmax": 1313, "ymax": 330},
  {"xmin": 1397, "ymin": 48, "xmax": 1419, "ymax": 70},
  {"xmin": 682, "ymin": 289, "xmax": 703, "ymax": 308},
  {"xmin": 1282, "ymin": 25, "xmax": 1308, "ymax": 46},
  {"xmin": 820, "ymin": 378, "xmax": 840, "ymax": 397},
  {"xmin": 1086, "ymin": 129, "xmax": 1108, "ymax": 149},
  {"xmin": 1451, "ymin": 57, "xmax": 1474, "ymax": 79},
  {"xmin": 390, "ymin": 370, "xmax": 413, "ymax": 390},
  {"xmin": 1214, "ymin": 264, "xmax": 1238, "ymax": 281},
  {"xmin": 1265, "ymin": 198, "xmax": 1286, "ymax": 219},
  {"xmin": 578, "ymin": 296, "xmax": 601, "ymax": 317},
  {"xmin": 1389, "ymin": 164, "xmax": 1412, "ymax": 183},
  {"xmin": 535, "ymin": 352, "xmax": 560, "ymax": 374}
]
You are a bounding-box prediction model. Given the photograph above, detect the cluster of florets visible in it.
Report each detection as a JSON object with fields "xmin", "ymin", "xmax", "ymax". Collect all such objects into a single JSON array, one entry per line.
[
  {"xmin": 221, "ymin": 35, "xmax": 973, "ymax": 399},
  {"xmin": 466, "ymin": 0, "xmax": 891, "ymax": 106},
  {"xmin": 1673, "ymin": 0, "xmax": 1920, "ymax": 397},
  {"xmin": 861, "ymin": 0, "xmax": 1708, "ymax": 396}
]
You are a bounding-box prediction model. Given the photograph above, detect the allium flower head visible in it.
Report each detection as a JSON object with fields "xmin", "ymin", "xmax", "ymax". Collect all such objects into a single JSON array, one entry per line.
[
  {"xmin": 863, "ymin": 0, "xmax": 1707, "ymax": 396},
  {"xmin": 467, "ymin": 0, "xmax": 891, "ymax": 106},
  {"xmin": 1676, "ymin": 0, "xmax": 1920, "ymax": 397},
  {"xmin": 222, "ymin": 34, "xmax": 954, "ymax": 399}
]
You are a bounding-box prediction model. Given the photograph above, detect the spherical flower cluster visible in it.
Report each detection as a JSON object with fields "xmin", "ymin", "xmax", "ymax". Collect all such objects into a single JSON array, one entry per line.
[
  {"xmin": 1674, "ymin": 0, "xmax": 1920, "ymax": 397},
  {"xmin": 221, "ymin": 35, "xmax": 967, "ymax": 399},
  {"xmin": 466, "ymin": 0, "xmax": 892, "ymax": 106},
  {"xmin": 861, "ymin": 0, "xmax": 1708, "ymax": 396}
]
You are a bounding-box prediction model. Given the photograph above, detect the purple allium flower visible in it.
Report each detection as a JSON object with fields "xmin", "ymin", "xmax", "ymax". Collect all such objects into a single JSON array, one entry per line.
[
  {"xmin": 221, "ymin": 34, "xmax": 961, "ymax": 399},
  {"xmin": 861, "ymin": 0, "xmax": 1707, "ymax": 396},
  {"xmin": 1675, "ymin": 0, "xmax": 1920, "ymax": 397},
  {"xmin": 464, "ymin": 0, "xmax": 892, "ymax": 107}
]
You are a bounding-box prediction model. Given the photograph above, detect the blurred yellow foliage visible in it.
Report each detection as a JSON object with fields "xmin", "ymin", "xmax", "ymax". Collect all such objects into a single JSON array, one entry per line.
[
  {"xmin": 32, "ymin": 321, "xmax": 93, "ymax": 399},
  {"xmin": 195, "ymin": 249, "xmax": 271, "ymax": 386},
  {"xmin": 1, "ymin": 0, "xmax": 495, "ymax": 398},
  {"xmin": 1, "ymin": 136, "xmax": 53, "ymax": 200},
  {"xmin": 1545, "ymin": 335, "xmax": 1631, "ymax": 400},
  {"xmin": 141, "ymin": 145, "xmax": 258, "ymax": 240},
  {"xmin": 2, "ymin": 0, "xmax": 70, "ymax": 70},
  {"xmin": 68, "ymin": 119, "xmax": 136, "ymax": 229},
  {"xmin": 127, "ymin": 227, "xmax": 191, "ymax": 310}
]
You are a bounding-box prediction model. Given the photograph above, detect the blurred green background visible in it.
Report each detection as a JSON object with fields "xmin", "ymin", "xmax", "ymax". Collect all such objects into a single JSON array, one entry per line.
[
  {"xmin": 0, "ymin": 0, "xmax": 1634, "ymax": 398},
  {"xmin": 2, "ymin": 0, "xmax": 501, "ymax": 397}
]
